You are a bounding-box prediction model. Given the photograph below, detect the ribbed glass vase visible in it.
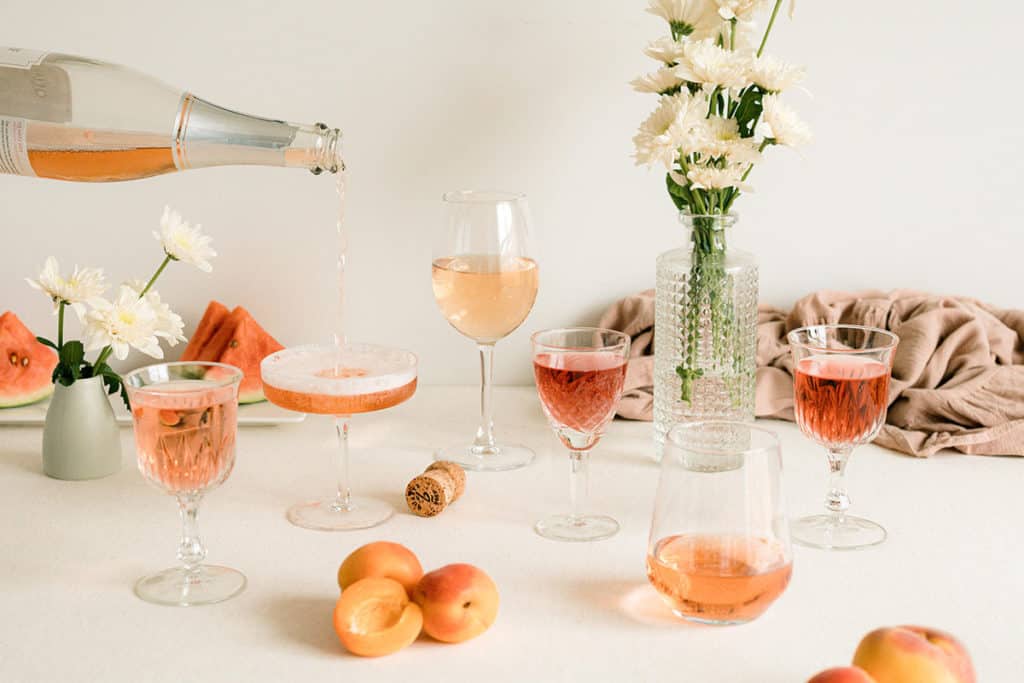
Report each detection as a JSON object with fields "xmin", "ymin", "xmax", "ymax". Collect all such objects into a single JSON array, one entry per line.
[{"xmin": 653, "ymin": 212, "xmax": 758, "ymax": 456}]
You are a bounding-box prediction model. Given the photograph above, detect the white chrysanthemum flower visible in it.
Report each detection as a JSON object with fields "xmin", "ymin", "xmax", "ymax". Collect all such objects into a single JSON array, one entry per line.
[
  {"xmin": 83, "ymin": 286, "xmax": 163, "ymax": 361},
  {"xmin": 646, "ymin": 0, "xmax": 722, "ymax": 39},
  {"xmin": 761, "ymin": 94, "xmax": 813, "ymax": 147},
  {"xmin": 673, "ymin": 40, "xmax": 753, "ymax": 90},
  {"xmin": 631, "ymin": 67, "xmax": 686, "ymax": 94},
  {"xmin": 644, "ymin": 36, "xmax": 687, "ymax": 64},
  {"xmin": 634, "ymin": 93, "xmax": 696, "ymax": 169},
  {"xmin": 748, "ymin": 54, "xmax": 806, "ymax": 92},
  {"xmin": 25, "ymin": 257, "xmax": 107, "ymax": 319},
  {"xmin": 123, "ymin": 280, "xmax": 187, "ymax": 347},
  {"xmin": 683, "ymin": 117, "xmax": 762, "ymax": 165},
  {"xmin": 684, "ymin": 164, "xmax": 752, "ymax": 191},
  {"xmin": 714, "ymin": 0, "xmax": 769, "ymax": 21},
  {"xmin": 154, "ymin": 206, "xmax": 216, "ymax": 273}
]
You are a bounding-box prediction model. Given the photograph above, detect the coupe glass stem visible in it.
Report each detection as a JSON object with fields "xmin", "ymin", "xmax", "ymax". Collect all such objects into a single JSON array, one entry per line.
[
  {"xmin": 824, "ymin": 447, "xmax": 852, "ymax": 521},
  {"xmin": 568, "ymin": 450, "xmax": 589, "ymax": 525},
  {"xmin": 473, "ymin": 343, "xmax": 497, "ymax": 452},
  {"xmin": 333, "ymin": 416, "xmax": 353, "ymax": 512},
  {"xmin": 176, "ymin": 494, "xmax": 207, "ymax": 573}
]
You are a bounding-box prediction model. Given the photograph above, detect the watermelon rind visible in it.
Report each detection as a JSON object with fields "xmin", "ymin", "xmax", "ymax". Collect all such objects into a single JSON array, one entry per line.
[{"xmin": 0, "ymin": 382, "xmax": 54, "ymax": 409}]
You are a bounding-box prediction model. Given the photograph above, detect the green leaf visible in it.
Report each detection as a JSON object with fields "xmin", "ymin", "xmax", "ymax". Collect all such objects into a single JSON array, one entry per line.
[
  {"xmin": 733, "ymin": 86, "xmax": 765, "ymax": 138},
  {"xmin": 58, "ymin": 341, "xmax": 85, "ymax": 373},
  {"xmin": 36, "ymin": 336, "xmax": 58, "ymax": 351},
  {"xmin": 52, "ymin": 362, "xmax": 75, "ymax": 387}
]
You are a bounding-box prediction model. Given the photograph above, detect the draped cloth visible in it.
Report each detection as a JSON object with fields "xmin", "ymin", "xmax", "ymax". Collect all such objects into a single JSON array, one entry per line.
[{"xmin": 599, "ymin": 289, "xmax": 1024, "ymax": 457}]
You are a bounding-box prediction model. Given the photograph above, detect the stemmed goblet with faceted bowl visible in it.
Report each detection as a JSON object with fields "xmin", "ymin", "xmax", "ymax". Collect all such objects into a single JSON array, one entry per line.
[
  {"xmin": 431, "ymin": 190, "xmax": 539, "ymax": 471},
  {"xmin": 124, "ymin": 361, "xmax": 246, "ymax": 606},
  {"xmin": 788, "ymin": 324, "xmax": 898, "ymax": 550}
]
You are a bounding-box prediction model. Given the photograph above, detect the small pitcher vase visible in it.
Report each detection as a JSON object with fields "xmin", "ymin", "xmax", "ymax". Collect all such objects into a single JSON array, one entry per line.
[
  {"xmin": 653, "ymin": 212, "xmax": 758, "ymax": 456},
  {"xmin": 42, "ymin": 376, "xmax": 122, "ymax": 480}
]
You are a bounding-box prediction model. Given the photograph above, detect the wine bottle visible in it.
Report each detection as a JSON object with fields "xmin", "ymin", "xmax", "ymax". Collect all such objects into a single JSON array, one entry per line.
[{"xmin": 0, "ymin": 47, "xmax": 343, "ymax": 182}]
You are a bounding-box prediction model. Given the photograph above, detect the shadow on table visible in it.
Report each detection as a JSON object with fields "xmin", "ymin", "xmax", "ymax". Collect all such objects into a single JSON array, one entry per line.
[
  {"xmin": 259, "ymin": 594, "xmax": 343, "ymax": 656},
  {"xmin": 0, "ymin": 447, "xmax": 43, "ymax": 475},
  {"xmin": 568, "ymin": 578, "xmax": 704, "ymax": 629}
]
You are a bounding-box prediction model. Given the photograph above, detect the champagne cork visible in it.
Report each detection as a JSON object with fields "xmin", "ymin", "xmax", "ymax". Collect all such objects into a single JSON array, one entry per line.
[{"xmin": 405, "ymin": 461, "xmax": 466, "ymax": 517}]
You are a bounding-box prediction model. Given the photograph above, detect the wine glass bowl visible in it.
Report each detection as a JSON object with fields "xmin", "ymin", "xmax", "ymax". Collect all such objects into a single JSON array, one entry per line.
[
  {"xmin": 531, "ymin": 327, "xmax": 629, "ymax": 542},
  {"xmin": 431, "ymin": 190, "xmax": 539, "ymax": 471},
  {"xmin": 261, "ymin": 343, "xmax": 417, "ymax": 531},
  {"xmin": 124, "ymin": 361, "xmax": 246, "ymax": 607},
  {"xmin": 787, "ymin": 324, "xmax": 898, "ymax": 550},
  {"xmin": 648, "ymin": 421, "xmax": 792, "ymax": 625}
]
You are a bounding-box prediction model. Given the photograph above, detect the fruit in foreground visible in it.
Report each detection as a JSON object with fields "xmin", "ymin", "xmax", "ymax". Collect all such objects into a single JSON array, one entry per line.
[
  {"xmin": 412, "ymin": 563, "xmax": 499, "ymax": 643},
  {"xmin": 852, "ymin": 626, "xmax": 975, "ymax": 683},
  {"xmin": 333, "ymin": 577, "xmax": 423, "ymax": 657},
  {"xmin": 807, "ymin": 666, "xmax": 876, "ymax": 683},
  {"xmin": 0, "ymin": 312, "xmax": 57, "ymax": 408},
  {"xmin": 179, "ymin": 302, "xmax": 284, "ymax": 404},
  {"xmin": 338, "ymin": 542, "xmax": 424, "ymax": 597}
]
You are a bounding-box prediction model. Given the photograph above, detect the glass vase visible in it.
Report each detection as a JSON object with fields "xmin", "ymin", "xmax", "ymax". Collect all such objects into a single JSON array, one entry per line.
[{"xmin": 653, "ymin": 212, "xmax": 757, "ymax": 456}]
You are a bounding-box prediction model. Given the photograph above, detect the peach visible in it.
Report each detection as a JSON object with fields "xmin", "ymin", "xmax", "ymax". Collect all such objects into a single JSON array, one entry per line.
[
  {"xmin": 337, "ymin": 541, "xmax": 423, "ymax": 597},
  {"xmin": 852, "ymin": 626, "xmax": 976, "ymax": 683},
  {"xmin": 332, "ymin": 577, "xmax": 423, "ymax": 657},
  {"xmin": 807, "ymin": 666, "xmax": 876, "ymax": 683},
  {"xmin": 412, "ymin": 563, "xmax": 499, "ymax": 643}
]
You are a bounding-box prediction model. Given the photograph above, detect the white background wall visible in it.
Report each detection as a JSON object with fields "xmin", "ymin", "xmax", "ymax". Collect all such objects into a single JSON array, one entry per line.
[{"xmin": 2, "ymin": 1, "xmax": 1020, "ymax": 385}]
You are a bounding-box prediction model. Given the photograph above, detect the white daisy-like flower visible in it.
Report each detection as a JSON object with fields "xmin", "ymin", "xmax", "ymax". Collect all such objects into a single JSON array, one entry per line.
[
  {"xmin": 714, "ymin": 0, "xmax": 769, "ymax": 21},
  {"xmin": 123, "ymin": 280, "xmax": 187, "ymax": 347},
  {"xmin": 83, "ymin": 285, "xmax": 163, "ymax": 361},
  {"xmin": 25, "ymin": 257, "xmax": 107, "ymax": 319},
  {"xmin": 154, "ymin": 206, "xmax": 216, "ymax": 272},
  {"xmin": 646, "ymin": 0, "xmax": 722, "ymax": 39},
  {"xmin": 748, "ymin": 54, "xmax": 806, "ymax": 92},
  {"xmin": 634, "ymin": 93, "xmax": 695, "ymax": 169},
  {"xmin": 631, "ymin": 67, "xmax": 686, "ymax": 94},
  {"xmin": 761, "ymin": 94, "xmax": 813, "ymax": 147},
  {"xmin": 673, "ymin": 40, "xmax": 753, "ymax": 90},
  {"xmin": 683, "ymin": 116, "xmax": 762, "ymax": 165},
  {"xmin": 683, "ymin": 164, "xmax": 752, "ymax": 191},
  {"xmin": 644, "ymin": 36, "xmax": 687, "ymax": 65}
]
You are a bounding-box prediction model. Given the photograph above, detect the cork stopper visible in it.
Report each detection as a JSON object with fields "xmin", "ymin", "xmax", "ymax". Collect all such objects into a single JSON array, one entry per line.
[{"xmin": 405, "ymin": 461, "xmax": 466, "ymax": 517}]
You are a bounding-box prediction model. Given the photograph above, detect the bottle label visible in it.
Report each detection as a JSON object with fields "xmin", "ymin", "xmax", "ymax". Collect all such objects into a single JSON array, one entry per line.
[
  {"xmin": 0, "ymin": 47, "xmax": 48, "ymax": 69},
  {"xmin": 0, "ymin": 117, "xmax": 35, "ymax": 176}
]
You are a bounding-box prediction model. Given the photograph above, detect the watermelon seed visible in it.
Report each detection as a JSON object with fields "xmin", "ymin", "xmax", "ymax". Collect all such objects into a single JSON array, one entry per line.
[
  {"xmin": 229, "ymin": 339, "xmax": 239, "ymax": 349},
  {"xmin": 21, "ymin": 357, "xmax": 29, "ymax": 367},
  {"xmin": 8, "ymin": 353, "xmax": 17, "ymax": 366}
]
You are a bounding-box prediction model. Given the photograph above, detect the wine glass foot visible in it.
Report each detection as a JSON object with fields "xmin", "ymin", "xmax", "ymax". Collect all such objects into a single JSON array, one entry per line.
[
  {"xmin": 436, "ymin": 443, "xmax": 534, "ymax": 472},
  {"xmin": 286, "ymin": 496, "xmax": 394, "ymax": 531},
  {"xmin": 134, "ymin": 565, "xmax": 246, "ymax": 607},
  {"xmin": 534, "ymin": 514, "xmax": 619, "ymax": 542},
  {"xmin": 791, "ymin": 513, "xmax": 886, "ymax": 550}
]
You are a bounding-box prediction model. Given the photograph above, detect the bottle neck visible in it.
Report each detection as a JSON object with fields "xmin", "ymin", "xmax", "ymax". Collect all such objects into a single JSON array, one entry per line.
[
  {"xmin": 679, "ymin": 212, "xmax": 736, "ymax": 254},
  {"xmin": 173, "ymin": 94, "xmax": 343, "ymax": 174}
]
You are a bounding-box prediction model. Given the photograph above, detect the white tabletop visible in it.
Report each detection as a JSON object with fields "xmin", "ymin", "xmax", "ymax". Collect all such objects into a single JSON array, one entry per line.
[{"xmin": 0, "ymin": 386, "xmax": 1019, "ymax": 681}]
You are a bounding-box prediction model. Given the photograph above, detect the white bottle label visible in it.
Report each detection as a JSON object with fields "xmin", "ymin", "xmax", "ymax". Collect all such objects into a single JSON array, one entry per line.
[
  {"xmin": 0, "ymin": 47, "xmax": 48, "ymax": 69},
  {"xmin": 0, "ymin": 117, "xmax": 36, "ymax": 176}
]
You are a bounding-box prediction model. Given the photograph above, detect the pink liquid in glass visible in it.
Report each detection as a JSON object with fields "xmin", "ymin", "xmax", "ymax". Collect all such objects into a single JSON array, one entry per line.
[
  {"xmin": 130, "ymin": 380, "xmax": 238, "ymax": 493},
  {"xmin": 794, "ymin": 355, "xmax": 890, "ymax": 446},
  {"xmin": 533, "ymin": 352, "xmax": 627, "ymax": 434}
]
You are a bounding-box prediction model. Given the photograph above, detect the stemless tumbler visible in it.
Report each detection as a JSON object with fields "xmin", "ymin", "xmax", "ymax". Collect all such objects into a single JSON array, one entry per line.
[{"xmin": 648, "ymin": 421, "xmax": 792, "ymax": 625}]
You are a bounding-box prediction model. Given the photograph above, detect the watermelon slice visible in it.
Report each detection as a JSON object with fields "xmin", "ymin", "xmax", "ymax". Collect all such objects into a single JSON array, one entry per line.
[
  {"xmin": 179, "ymin": 300, "xmax": 230, "ymax": 362},
  {"xmin": 181, "ymin": 304, "xmax": 284, "ymax": 404},
  {"xmin": 0, "ymin": 311, "xmax": 57, "ymax": 408}
]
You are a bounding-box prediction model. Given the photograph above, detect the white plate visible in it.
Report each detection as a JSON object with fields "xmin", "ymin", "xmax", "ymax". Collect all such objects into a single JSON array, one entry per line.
[{"xmin": 0, "ymin": 395, "xmax": 305, "ymax": 427}]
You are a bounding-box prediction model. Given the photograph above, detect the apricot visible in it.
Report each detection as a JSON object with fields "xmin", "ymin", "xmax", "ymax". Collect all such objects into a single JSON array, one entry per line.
[
  {"xmin": 338, "ymin": 541, "xmax": 423, "ymax": 597},
  {"xmin": 808, "ymin": 667, "xmax": 876, "ymax": 683},
  {"xmin": 852, "ymin": 626, "xmax": 975, "ymax": 683},
  {"xmin": 332, "ymin": 577, "xmax": 423, "ymax": 657},
  {"xmin": 412, "ymin": 563, "xmax": 499, "ymax": 643}
]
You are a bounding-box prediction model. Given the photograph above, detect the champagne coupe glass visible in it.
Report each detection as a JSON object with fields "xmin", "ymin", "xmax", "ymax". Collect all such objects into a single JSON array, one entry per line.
[
  {"xmin": 531, "ymin": 327, "xmax": 629, "ymax": 542},
  {"xmin": 787, "ymin": 324, "xmax": 898, "ymax": 550},
  {"xmin": 432, "ymin": 190, "xmax": 539, "ymax": 471},
  {"xmin": 648, "ymin": 422, "xmax": 792, "ymax": 625},
  {"xmin": 124, "ymin": 362, "xmax": 246, "ymax": 606},
  {"xmin": 261, "ymin": 344, "xmax": 417, "ymax": 531}
]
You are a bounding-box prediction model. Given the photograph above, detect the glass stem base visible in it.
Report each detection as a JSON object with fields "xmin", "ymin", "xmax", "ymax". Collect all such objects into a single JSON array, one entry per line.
[
  {"xmin": 134, "ymin": 565, "xmax": 246, "ymax": 607},
  {"xmin": 534, "ymin": 513, "xmax": 619, "ymax": 542},
  {"xmin": 436, "ymin": 443, "xmax": 534, "ymax": 472},
  {"xmin": 790, "ymin": 513, "xmax": 886, "ymax": 550},
  {"xmin": 286, "ymin": 495, "xmax": 394, "ymax": 531}
]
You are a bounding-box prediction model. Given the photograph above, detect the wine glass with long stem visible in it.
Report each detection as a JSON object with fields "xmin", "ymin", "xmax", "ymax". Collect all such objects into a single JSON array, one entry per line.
[
  {"xmin": 431, "ymin": 190, "xmax": 539, "ymax": 471},
  {"xmin": 788, "ymin": 324, "xmax": 898, "ymax": 550},
  {"xmin": 123, "ymin": 362, "xmax": 246, "ymax": 606},
  {"xmin": 531, "ymin": 327, "xmax": 629, "ymax": 541}
]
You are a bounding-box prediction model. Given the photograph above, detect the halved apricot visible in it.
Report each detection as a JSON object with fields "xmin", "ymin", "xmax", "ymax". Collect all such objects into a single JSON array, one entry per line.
[{"xmin": 333, "ymin": 577, "xmax": 423, "ymax": 657}]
